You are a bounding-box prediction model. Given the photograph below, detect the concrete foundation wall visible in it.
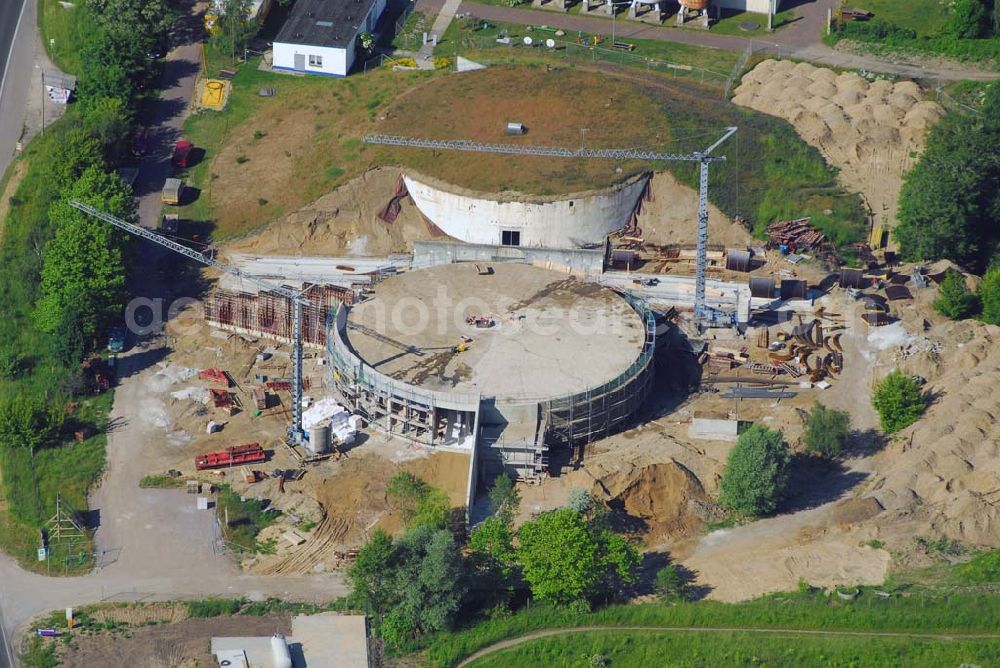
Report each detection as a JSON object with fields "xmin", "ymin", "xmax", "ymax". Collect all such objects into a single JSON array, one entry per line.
[
  {"xmin": 403, "ymin": 174, "xmax": 649, "ymax": 249},
  {"xmin": 412, "ymin": 241, "xmax": 606, "ymax": 277}
]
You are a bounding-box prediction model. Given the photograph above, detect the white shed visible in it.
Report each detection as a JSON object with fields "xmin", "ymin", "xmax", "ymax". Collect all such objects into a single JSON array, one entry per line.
[{"xmin": 272, "ymin": 0, "xmax": 387, "ymax": 77}]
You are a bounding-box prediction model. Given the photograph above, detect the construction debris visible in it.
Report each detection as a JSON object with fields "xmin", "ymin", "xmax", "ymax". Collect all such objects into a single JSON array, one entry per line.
[{"xmin": 767, "ymin": 218, "xmax": 825, "ymax": 251}]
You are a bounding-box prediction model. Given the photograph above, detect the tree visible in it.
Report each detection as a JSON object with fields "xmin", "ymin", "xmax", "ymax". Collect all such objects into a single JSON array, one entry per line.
[
  {"xmin": 718, "ymin": 424, "xmax": 791, "ymax": 518},
  {"xmin": 654, "ymin": 564, "xmax": 688, "ymax": 602},
  {"xmin": 347, "ymin": 529, "xmax": 394, "ymax": 620},
  {"xmin": 895, "ymin": 83, "xmax": 1000, "ymax": 274},
  {"xmin": 516, "ymin": 507, "xmax": 638, "ymax": 606},
  {"xmin": 803, "ymin": 402, "xmax": 852, "ymax": 458},
  {"xmin": 488, "ymin": 474, "xmax": 520, "ymax": 525},
  {"xmin": 872, "ymin": 370, "xmax": 926, "ymax": 433},
  {"xmin": 980, "ymin": 266, "xmax": 1000, "ymax": 325},
  {"xmin": 45, "ymin": 128, "xmax": 103, "ymax": 193},
  {"xmin": 386, "ymin": 472, "xmax": 450, "ymax": 529},
  {"xmin": 81, "ymin": 96, "xmax": 132, "ymax": 165},
  {"xmin": 948, "ymin": 0, "xmax": 989, "ymax": 38},
  {"xmin": 469, "ymin": 516, "xmax": 516, "ymax": 579},
  {"xmin": 87, "ymin": 0, "xmax": 176, "ymax": 41},
  {"xmin": 213, "ymin": 0, "xmax": 258, "ymax": 64},
  {"xmin": 35, "ymin": 167, "xmax": 134, "ymax": 345},
  {"xmin": 381, "ymin": 525, "xmax": 465, "ymax": 648},
  {"xmin": 0, "ymin": 348, "xmax": 27, "ymax": 380},
  {"xmin": 934, "ymin": 270, "xmax": 980, "ymax": 320}
]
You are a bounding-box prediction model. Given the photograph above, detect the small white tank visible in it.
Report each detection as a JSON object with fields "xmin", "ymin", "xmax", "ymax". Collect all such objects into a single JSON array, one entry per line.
[
  {"xmin": 271, "ymin": 633, "xmax": 293, "ymax": 668},
  {"xmin": 307, "ymin": 422, "xmax": 331, "ymax": 454}
]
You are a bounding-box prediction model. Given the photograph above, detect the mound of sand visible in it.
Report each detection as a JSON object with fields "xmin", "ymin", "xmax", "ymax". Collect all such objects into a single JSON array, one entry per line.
[
  {"xmin": 599, "ymin": 459, "xmax": 711, "ymax": 539},
  {"xmin": 224, "ymin": 168, "xmax": 448, "ymax": 257},
  {"xmin": 862, "ymin": 320, "xmax": 1000, "ymax": 548},
  {"xmin": 733, "ymin": 60, "xmax": 945, "ymax": 228}
]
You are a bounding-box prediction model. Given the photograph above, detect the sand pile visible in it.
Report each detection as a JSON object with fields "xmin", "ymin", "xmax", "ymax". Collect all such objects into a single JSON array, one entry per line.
[
  {"xmin": 862, "ymin": 320, "xmax": 1000, "ymax": 547},
  {"xmin": 732, "ymin": 60, "xmax": 945, "ymax": 228},
  {"xmin": 599, "ymin": 459, "xmax": 711, "ymax": 539},
  {"xmin": 225, "ymin": 168, "xmax": 447, "ymax": 257}
]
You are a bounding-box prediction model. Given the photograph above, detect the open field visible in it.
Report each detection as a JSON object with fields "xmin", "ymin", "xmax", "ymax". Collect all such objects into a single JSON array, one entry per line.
[{"xmin": 466, "ymin": 628, "xmax": 1000, "ymax": 667}]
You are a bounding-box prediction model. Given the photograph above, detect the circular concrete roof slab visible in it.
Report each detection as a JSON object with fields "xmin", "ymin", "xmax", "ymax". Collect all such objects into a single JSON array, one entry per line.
[{"xmin": 345, "ymin": 264, "xmax": 646, "ymax": 400}]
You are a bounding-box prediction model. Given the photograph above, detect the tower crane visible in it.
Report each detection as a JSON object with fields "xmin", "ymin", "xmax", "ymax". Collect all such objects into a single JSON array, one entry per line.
[
  {"xmin": 363, "ymin": 127, "xmax": 738, "ymax": 324},
  {"xmin": 69, "ymin": 200, "xmax": 309, "ymax": 445}
]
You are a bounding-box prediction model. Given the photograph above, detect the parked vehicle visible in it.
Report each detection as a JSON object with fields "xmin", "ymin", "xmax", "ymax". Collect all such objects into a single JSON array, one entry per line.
[
  {"xmin": 162, "ymin": 178, "xmax": 184, "ymax": 205},
  {"xmin": 172, "ymin": 139, "xmax": 194, "ymax": 168},
  {"xmin": 107, "ymin": 325, "xmax": 126, "ymax": 353}
]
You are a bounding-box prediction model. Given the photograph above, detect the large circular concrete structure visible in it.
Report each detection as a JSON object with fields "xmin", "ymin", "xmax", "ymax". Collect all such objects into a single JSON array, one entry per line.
[{"xmin": 328, "ymin": 263, "xmax": 655, "ymax": 478}]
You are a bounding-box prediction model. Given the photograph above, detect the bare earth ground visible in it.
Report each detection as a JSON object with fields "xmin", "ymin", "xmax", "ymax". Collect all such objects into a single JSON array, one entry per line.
[
  {"xmin": 58, "ymin": 613, "xmax": 290, "ymax": 667},
  {"xmin": 732, "ymin": 59, "xmax": 945, "ymax": 231}
]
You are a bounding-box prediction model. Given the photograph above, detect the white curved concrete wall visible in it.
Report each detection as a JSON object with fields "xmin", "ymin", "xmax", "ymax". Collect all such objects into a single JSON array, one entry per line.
[{"xmin": 403, "ymin": 174, "xmax": 649, "ymax": 249}]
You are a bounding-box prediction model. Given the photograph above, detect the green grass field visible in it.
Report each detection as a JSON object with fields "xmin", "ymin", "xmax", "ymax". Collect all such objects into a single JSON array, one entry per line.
[
  {"xmin": 853, "ymin": 0, "xmax": 949, "ymax": 38},
  {"xmin": 437, "ymin": 16, "xmax": 740, "ymax": 75},
  {"xmin": 467, "ymin": 629, "xmax": 1000, "ymax": 667},
  {"xmin": 38, "ymin": 0, "xmax": 98, "ymax": 75},
  {"xmin": 422, "ymin": 585, "xmax": 1000, "ymax": 666}
]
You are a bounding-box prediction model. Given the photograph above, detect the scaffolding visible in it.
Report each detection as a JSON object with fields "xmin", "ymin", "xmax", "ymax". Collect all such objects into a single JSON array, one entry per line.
[{"xmin": 205, "ymin": 284, "xmax": 357, "ymax": 347}]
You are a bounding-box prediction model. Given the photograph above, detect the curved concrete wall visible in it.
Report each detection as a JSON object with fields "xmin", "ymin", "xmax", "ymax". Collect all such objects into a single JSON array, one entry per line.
[{"xmin": 403, "ymin": 174, "xmax": 649, "ymax": 249}]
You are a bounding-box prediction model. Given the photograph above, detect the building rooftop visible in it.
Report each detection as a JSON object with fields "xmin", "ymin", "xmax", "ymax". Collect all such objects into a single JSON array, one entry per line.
[{"xmin": 274, "ymin": 0, "xmax": 379, "ymax": 49}]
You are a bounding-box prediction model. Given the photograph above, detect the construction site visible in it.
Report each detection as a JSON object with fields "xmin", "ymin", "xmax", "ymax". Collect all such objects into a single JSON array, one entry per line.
[{"xmin": 84, "ymin": 59, "xmax": 1000, "ymax": 602}]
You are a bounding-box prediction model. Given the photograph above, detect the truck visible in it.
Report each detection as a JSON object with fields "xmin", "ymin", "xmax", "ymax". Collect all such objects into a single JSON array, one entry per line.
[
  {"xmin": 162, "ymin": 178, "xmax": 184, "ymax": 205},
  {"xmin": 195, "ymin": 443, "xmax": 267, "ymax": 470}
]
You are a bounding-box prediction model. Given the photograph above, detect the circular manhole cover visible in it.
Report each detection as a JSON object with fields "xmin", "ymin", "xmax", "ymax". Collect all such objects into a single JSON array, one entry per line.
[{"xmin": 739, "ymin": 20, "xmax": 760, "ymax": 31}]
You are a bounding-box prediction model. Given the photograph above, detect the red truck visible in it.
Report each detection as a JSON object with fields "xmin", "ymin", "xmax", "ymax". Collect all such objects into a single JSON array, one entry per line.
[{"xmin": 195, "ymin": 443, "xmax": 266, "ymax": 470}]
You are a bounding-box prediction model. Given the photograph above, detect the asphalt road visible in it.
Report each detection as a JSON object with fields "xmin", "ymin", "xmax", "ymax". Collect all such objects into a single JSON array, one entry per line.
[
  {"xmin": 0, "ymin": 0, "xmax": 30, "ymax": 182},
  {"xmin": 0, "ymin": 0, "xmax": 26, "ymax": 86}
]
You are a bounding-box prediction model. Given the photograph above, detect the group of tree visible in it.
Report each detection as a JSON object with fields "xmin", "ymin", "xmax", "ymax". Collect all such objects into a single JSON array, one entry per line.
[
  {"xmin": 932, "ymin": 268, "xmax": 1000, "ymax": 325},
  {"xmin": 349, "ymin": 472, "xmax": 640, "ymax": 651},
  {"xmin": 896, "ymin": 82, "xmax": 1000, "ymax": 276},
  {"xmin": 26, "ymin": 0, "xmax": 176, "ymax": 366}
]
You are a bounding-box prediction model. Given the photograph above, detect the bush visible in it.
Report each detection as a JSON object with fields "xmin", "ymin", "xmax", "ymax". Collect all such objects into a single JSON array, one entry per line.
[
  {"xmin": 718, "ymin": 425, "xmax": 790, "ymax": 518},
  {"xmin": 654, "ymin": 565, "xmax": 687, "ymax": 602},
  {"xmin": 837, "ymin": 19, "xmax": 917, "ymax": 42},
  {"xmin": 803, "ymin": 402, "xmax": 851, "ymax": 458},
  {"xmin": 933, "ymin": 271, "xmax": 980, "ymax": 319},
  {"xmin": 947, "ymin": 0, "xmax": 989, "ymax": 38},
  {"xmin": 980, "ymin": 266, "xmax": 1000, "ymax": 325},
  {"xmin": 871, "ymin": 370, "xmax": 926, "ymax": 433},
  {"xmin": 186, "ymin": 598, "xmax": 245, "ymax": 617}
]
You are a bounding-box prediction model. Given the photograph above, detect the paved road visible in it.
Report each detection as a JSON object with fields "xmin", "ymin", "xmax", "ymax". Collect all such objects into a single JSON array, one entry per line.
[
  {"xmin": 0, "ymin": 0, "xmax": 31, "ymax": 181},
  {"xmin": 418, "ymin": 0, "xmax": 1000, "ymax": 81}
]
